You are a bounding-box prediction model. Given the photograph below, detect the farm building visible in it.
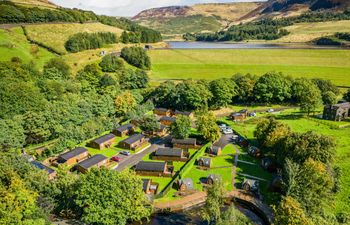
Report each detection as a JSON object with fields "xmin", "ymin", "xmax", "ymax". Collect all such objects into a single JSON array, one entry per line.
[
  {"xmin": 75, "ymin": 154, "xmax": 108, "ymax": 173},
  {"xmin": 144, "ymin": 124, "xmax": 168, "ymax": 137},
  {"xmin": 113, "ymin": 123, "xmax": 134, "ymax": 137},
  {"xmin": 119, "ymin": 134, "xmax": 147, "ymax": 150},
  {"xmin": 207, "ymin": 145, "xmax": 222, "ymax": 156},
  {"xmin": 159, "ymin": 116, "xmax": 176, "ymax": 126},
  {"xmin": 152, "ymin": 147, "xmax": 189, "ymax": 162},
  {"xmin": 154, "ymin": 108, "xmax": 171, "ymax": 117},
  {"xmin": 88, "ymin": 133, "xmax": 116, "ymax": 150},
  {"xmin": 57, "ymin": 147, "xmax": 89, "ymax": 166},
  {"xmin": 172, "ymin": 138, "xmax": 197, "ymax": 149},
  {"xmin": 230, "ymin": 112, "xmax": 246, "ymax": 122},
  {"xmin": 207, "ymin": 174, "xmax": 221, "ymax": 185},
  {"xmin": 198, "ymin": 157, "xmax": 212, "ymax": 168},
  {"xmin": 30, "ymin": 160, "xmax": 56, "ymax": 180},
  {"xmin": 174, "ymin": 110, "xmax": 194, "ymax": 118},
  {"xmin": 323, "ymin": 102, "xmax": 350, "ymax": 121},
  {"xmin": 242, "ymin": 178, "xmax": 259, "ymax": 193},
  {"xmin": 142, "ymin": 179, "xmax": 158, "ymax": 195},
  {"xmin": 261, "ymin": 157, "xmax": 277, "ymax": 172},
  {"xmin": 135, "ymin": 161, "xmax": 174, "ymax": 177},
  {"xmin": 177, "ymin": 178, "xmax": 194, "ymax": 191}
]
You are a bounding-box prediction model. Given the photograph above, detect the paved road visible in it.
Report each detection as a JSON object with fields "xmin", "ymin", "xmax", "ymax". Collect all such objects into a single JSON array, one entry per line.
[
  {"xmin": 115, "ymin": 135, "xmax": 172, "ymax": 172},
  {"xmin": 213, "ymin": 134, "xmax": 232, "ymax": 148}
]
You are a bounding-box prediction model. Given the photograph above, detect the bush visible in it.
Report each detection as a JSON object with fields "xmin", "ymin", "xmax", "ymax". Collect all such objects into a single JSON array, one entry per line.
[
  {"xmin": 65, "ymin": 32, "xmax": 118, "ymax": 53},
  {"xmin": 121, "ymin": 46, "xmax": 151, "ymax": 69},
  {"xmin": 99, "ymin": 54, "xmax": 124, "ymax": 72}
]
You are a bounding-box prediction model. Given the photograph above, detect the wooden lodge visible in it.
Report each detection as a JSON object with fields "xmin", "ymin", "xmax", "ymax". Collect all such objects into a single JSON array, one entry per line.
[
  {"xmin": 144, "ymin": 125, "xmax": 168, "ymax": 137},
  {"xmin": 242, "ymin": 178, "xmax": 259, "ymax": 193},
  {"xmin": 177, "ymin": 178, "xmax": 194, "ymax": 191},
  {"xmin": 152, "ymin": 147, "xmax": 189, "ymax": 162},
  {"xmin": 154, "ymin": 108, "xmax": 172, "ymax": 117},
  {"xmin": 159, "ymin": 116, "xmax": 176, "ymax": 126},
  {"xmin": 113, "ymin": 123, "xmax": 134, "ymax": 137},
  {"xmin": 323, "ymin": 102, "xmax": 350, "ymax": 121},
  {"xmin": 142, "ymin": 179, "xmax": 158, "ymax": 195},
  {"xmin": 230, "ymin": 112, "xmax": 247, "ymax": 122},
  {"xmin": 248, "ymin": 146, "xmax": 262, "ymax": 158},
  {"xmin": 174, "ymin": 110, "xmax": 194, "ymax": 118},
  {"xmin": 198, "ymin": 157, "xmax": 212, "ymax": 168},
  {"xmin": 119, "ymin": 134, "xmax": 147, "ymax": 150},
  {"xmin": 207, "ymin": 174, "xmax": 221, "ymax": 185},
  {"xmin": 75, "ymin": 154, "xmax": 108, "ymax": 173},
  {"xmin": 135, "ymin": 161, "xmax": 174, "ymax": 177},
  {"xmin": 30, "ymin": 160, "xmax": 56, "ymax": 180},
  {"xmin": 88, "ymin": 133, "xmax": 116, "ymax": 150},
  {"xmin": 172, "ymin": 138, "xmax": 197, "ymax": 149},
  {"xmin": 207, "ymin": 145, "xmax": 222, "ymax": 156},
  {"xmin": 57, "ymin": 147, "xmax": 89, "ymax": 166}
]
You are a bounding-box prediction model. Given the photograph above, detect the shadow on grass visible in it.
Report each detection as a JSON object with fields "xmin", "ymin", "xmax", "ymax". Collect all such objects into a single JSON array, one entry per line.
[{"xmin": 275, "ymin": 113, "xmax": 304, "ymax": 121}]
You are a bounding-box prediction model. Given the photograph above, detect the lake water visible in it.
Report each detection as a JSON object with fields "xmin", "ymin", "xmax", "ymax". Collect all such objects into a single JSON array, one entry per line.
[{"xmin": 166, "ymin": 41, "xmax": 347, "ymax": 49}]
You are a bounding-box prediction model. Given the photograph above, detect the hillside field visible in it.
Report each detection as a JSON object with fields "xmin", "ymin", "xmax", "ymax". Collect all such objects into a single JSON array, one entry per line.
[
  {"xmin": 278, "ymin": 20, "xmax": 350, "ymax": 43},
  {"xmin": 0, "ymin": 27, "xmax": 55, "ymax": 68},
  {"xmin": 149, "ymin": 49, "xmax": 350, "ymax": 86},
  {"xmin": 25, "ymin": 23, "xmax": 124, "ymax": 54}
]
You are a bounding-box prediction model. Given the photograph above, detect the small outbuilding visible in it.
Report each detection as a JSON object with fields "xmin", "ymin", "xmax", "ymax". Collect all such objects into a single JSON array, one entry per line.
[
  {"xmin": 119, "ymin": 134, "xmax": 147, "ymax": 150},
  {"xmin": 142, "ymin": 179, "xmax": 158, "ymax": 195},
  {"xmin": 75, "ymin": 154, "xmax": 108, "ymax": 173},
  {"xmin": 154, "ymin": 108, "xmax": 171, "ymax": 117},
  {"xmin": 177, "ymin": 178, "xmax": 194, "ymax": 191},
  {"xmin": 113, "ymin": 123, "xmax": 135, "ymax": 137},
  {"xmin": 207, "ymin": 174, "xmax": 221, "ymax": 185},
  {"xmin": 230, "ymin": 112, "xmax": 246, "ymax": 122},
  {"xmin": 153, "ymin": 147, "xmax": 188, "ymax": 162},
  {"xmin": 135, "ymin": 161, "xmax": 173, "ymax": 177},
  {"xmin": 198, "ymin": 157, "xmax": 212, "ymax": 168},
  {"xmin": 57, "ymin": 147, "xmax": 89, "ymax": 166},
  {"xmin": 242, "ymin": 178, "xmax": 259, "ymax": 193},
  {"xmin": 323, "ymin": 102, "xmax": 350, "ymax": 121},
  {"xmin": 89, "ymin": 133, "xmax": 116, "ymax": 150},
  {"xmin": 207, "ymin": 145, "xmax": 222, "ymax": 156},
  {"xmin": 159, "ymin": 116, "xmax": 176, "ymax": 126},
  {"xmin": 172, "ymin": 138, "xmax": 197, "ymax": 149},
  {"xmin": 174, "ymin": 110, "xmax": 194, "ymax": 118},
  {"xmin": 248, "ymin": 146, "xmax": 262, "ymax": 158},
  {"xmin": 261, "ymin": 157, "xmax": 277, "ymax": 172},
  {"xmin": 270, "ymin": 176, "xmax": 283, "ymax": 193}
]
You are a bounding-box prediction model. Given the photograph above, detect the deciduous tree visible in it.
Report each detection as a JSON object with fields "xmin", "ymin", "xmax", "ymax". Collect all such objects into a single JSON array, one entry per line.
[
  {"xmin": 170, "ymin": 115, "xmax": 192, "ymax": 139},
  {"xmin": 196, "ymin": 112, "xmax": 220, "ymax": 142}
]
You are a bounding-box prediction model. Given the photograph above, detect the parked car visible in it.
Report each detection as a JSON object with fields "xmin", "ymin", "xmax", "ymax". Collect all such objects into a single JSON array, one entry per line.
[
  {"xmin": 267, "ymin": 108, "xmax": 274, "ymax": 113},
  {"xmin": 222, "ymin": 128, "xmax": 233, "ymax": 134},
  {"xmin": 218, "ymin": 124, "xmax": 227, "ymax": 129},
  {"xmin": 120, "ymin": 151, "xmax": 131, "ymax": 156},
  {"xmin": 111, "ymin": 156, "xmax": 121, "ymax": 162}
]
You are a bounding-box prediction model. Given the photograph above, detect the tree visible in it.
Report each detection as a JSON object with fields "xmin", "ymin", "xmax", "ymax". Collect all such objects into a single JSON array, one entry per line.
[
  {"xmin": 299, "ymin": 82, "xmax": 322, "ymax": 115},
  {"xmin": 209, "ymin": 78, "xmax": 236, "ymax": 108},
  {"xmin": 43, "ymin": 58, "xmax": 70, "ymax": 79},
  {"xmin": 119, "ymin": 69, "xmax": 149, "ymax": 89},
  {"xmin": 0, "ymin": 118, "xmax": 25, "ymax": 151},
  {"xmin": 201, "ymin": 180, "xmax": 225, "ymax": 224},
  {"xmin": 274, "ymin": 196, "xmax": 314, "ymax": 225},
  {"xmin": 254, "ymin": 117, "xmax": 291, "ymax": 149},
  {"xmin": 75, "ymin": 169, "xmax": 151, "ymax": 225},
  {"xmin": 170, "ymin": 115, "xmax": 192, "ymax": 139},
  {"xmin": 22, "ymin": 111, "xmax": 51, "ymax": 144},
  {"xmin": 277, "ymin": 131, "xmax": 336, "ymax": 165},
  {"xmin": 99, "ymin": 54, "xmax": 124, "ymax": 72},
  {"xmin": 253, "ymin": 72, "xmax": 292, "ymax": 103},
  {"xmin": 291, "ymin": 78, "xmax": 314, "ymax": 103},
  {"xmin": 232, "ymin": 73, "xmax": 256, "ymax": 103},
  {"xmin": 196, "ymin": 112, "xmax": 220, "ymax": 142},
  {"xmin": 138, "ymin": 115, "xmax": 161, "ymax": 133},
  {"xmin": 322, "ymin": 91, "xmax": 337, "ymax": 105},
  {"xmin": 114, "ymin": 91, "xmax": 137, "ymax": 116},
  {"xmin": 312, "ymin": 78, "xmax": 339, "ymax": 97},
  {"xmin": 343, "ymin": 89, "xmax": 350, "ymax": 102},
  {"xmin": 76, "ymin": 63, "xmax": 103, "ymax": 88},
  {"xmin": 121, "ymin": 46, "xmax": 151, "ymax": 70},
  {"xmin": 151, "ymin": 81, "xmax": 176, "ymax": 108},
  {"xmin": 217, "ymin": 206, "xmax": 252, "ymax": 225}
]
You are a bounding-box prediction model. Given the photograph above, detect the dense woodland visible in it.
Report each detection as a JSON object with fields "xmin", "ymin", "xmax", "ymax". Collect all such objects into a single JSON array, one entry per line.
[
  {"xmin": 65, "ymin": 32, "xmax": 118, "ymax": 53},
  {"xmin": 184, "ymin": 9, "xmax": 350, "ymax": 42},
  {"xmin": 0, "ymin": 1, "xmax": 162, "ymax": 43}
]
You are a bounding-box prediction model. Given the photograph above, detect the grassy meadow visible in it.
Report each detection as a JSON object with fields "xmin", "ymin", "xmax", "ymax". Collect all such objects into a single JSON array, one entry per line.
[
  {"xmin": 25, "ymin": 23, "xmax": 124, "ymax": 54},
  {"xmin": 278, "ymin": 20, "xmax": 350, "ymax": 43},
  {"xmin": 0, "ymin": 27, "xmax": 55, "ymax": 68},
  {"xmin": 219, "ymin": 109, "xmax": 350, "ymax": 214},
  {"xmin": 149, "ymin": 49, "xmax": 350, "ymax": 86}
]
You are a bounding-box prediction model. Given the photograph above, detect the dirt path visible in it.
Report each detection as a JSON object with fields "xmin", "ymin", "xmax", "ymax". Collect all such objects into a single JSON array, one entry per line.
[{"xmin": 154, "ymin": 192, "xmax": 207, "ymax": 211}]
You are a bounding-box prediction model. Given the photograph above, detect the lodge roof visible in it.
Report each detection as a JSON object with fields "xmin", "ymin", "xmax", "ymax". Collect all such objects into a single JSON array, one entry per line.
[
  {"xmin": 142, "ymin": 179, "xmax": 151, "ymax": 191},
  {"xmin": 77, "ymin": 154, "xmax": 107, "ymax": 170},
  {"xmin": 199, "ymin": 157, "xmax": 212, "ymax": 167},
  {"xmin": 155, "ymin": 148, "xmax": 183, "ymax": 157},
  {"xmin": 121, "ymin": 134, "xmax": 144, "ymax": 145},
  {"xmin": 115, "ymin": 123, "xmax": 134, "ymax": 133},
  {"xmin": 135, "ymin": 161, "xmax": 166, "ymax": 172},
  {"xmin": 160, "ymin": 116, "xmax": 176, "ymax": 122},
  {"xmin": 174, "ymin": 110, "xmax": 192, "ymax": 116},
  {"xmin": 58, "ymin": 147, "xmax": 88, "ymax": 161},
  {"xmin": 172, "ymin": 138, "xmax": 196, "ymax": 145},
  {"xmin": 155, "ymin": 108, "xmax": 169, "ymax": 112},
  {"xmin": 208, "ymin": 145, "xmax": 221, "ymax": 154},
  {"xmin": 179, "ymin": 178, "xmax": 194, "ymax": 190},
  {"xmin": 30, "ymin": 161, "xmax": 55, "ymax": 174},
  {"xmin": 208, "ymin": 174, "xmax": 221, "ymax": 181},
  {"xmin": 91, "ymin": 133, "xmax": 116, "ymax": 145}
]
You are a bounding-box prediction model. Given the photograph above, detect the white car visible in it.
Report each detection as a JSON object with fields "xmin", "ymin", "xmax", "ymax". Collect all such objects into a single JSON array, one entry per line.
[
  {"xmin": 218, "ymin": 124, "xmax": 227, "ymax": 129},
  {"xmin": 267, "ymin": 109, "xmax": 274, "ymax": 113},
  {"xmin": 222, "ymin": 128, "xmax": 234, "ymax": 134}
]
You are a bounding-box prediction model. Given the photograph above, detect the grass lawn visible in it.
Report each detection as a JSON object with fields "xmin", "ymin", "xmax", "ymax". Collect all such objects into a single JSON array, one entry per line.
[
  {"xmin": 0, "ymin": 27, "xmax": 55, "ymax": 69},
  {"xmin": 211, "ymin": 145, "xmax": 236, "ymax": 167},
  {"xmin": 149, "ymin": 49, "xmax": 350, "ymax": 86},
  {"xmin": 221, "ymin": 109, "xmax": 350, "ymax": 214},
  {"xmin": 25, "ymin": 23, "xmax": 124, "ymax": 54}
]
